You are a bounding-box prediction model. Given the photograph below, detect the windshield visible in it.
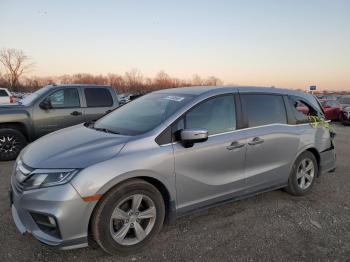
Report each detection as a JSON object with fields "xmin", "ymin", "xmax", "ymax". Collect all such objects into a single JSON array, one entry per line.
[
  {"xmin": 20, "ymin": 85, "xmax": 52, "ymax": 105},
  {"xmin": 339, "ymin": 97, "xmax": 350, "ymax": 105},
  {"xmin": 94, "ymin": 93, "xmax": 194, "ymax": 135}
]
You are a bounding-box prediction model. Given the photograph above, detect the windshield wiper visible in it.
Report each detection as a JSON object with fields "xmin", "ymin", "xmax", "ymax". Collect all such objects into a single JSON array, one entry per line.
[
  {"xmin": 85, "ymin": 120, "xmax": 120, "ymax": 134},
  {"xmin": 94, "ymin": 127, "xmax": 120, "ymax": 134}
]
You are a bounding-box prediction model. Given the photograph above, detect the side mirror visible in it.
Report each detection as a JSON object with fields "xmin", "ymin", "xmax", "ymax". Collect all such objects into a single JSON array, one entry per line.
[
  {"xmin": 180, "ymin": 129, "xmax": 208, "ymax": 148},
  {"xmin": 39, "ymin": 99, "xmax": 52, "ymax": 110}
]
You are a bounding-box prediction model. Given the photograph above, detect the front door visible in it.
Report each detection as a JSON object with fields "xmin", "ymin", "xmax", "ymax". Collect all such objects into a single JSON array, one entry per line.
[
  {"xmin": 173, "ymin": 95, "xmax": 247, "ymax": 214},
  {"xmin": 33, "ymin": 87, "xmax": 84, "ymax": 138}
]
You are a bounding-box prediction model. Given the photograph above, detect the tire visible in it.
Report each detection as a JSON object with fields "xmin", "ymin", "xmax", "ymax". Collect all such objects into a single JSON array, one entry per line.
[
  {"xmin": 0, "ymin": 128, "xmax": 27, "ymax": 161},
  {"xmin": 91, "ymin": 179, "xmax": 165, "ymax": 256},
  {"xmin": 286, "ymin": 151, "xmax": 318, "ymax": 196},
  {"xmin": 338, "ymin": 112, "xmax": 343, "ymax": 122}
]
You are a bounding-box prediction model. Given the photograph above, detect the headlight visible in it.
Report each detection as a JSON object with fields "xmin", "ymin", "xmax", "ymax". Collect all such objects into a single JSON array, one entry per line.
[{"xmin": 22, "ymin": 169, "xmax": 79, "ymax": 190}]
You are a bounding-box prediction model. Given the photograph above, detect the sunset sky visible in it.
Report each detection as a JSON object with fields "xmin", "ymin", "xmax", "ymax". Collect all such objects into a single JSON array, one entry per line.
[{"xmin": 0, "ymin": 0, "xmax": 349, "ymax": 91}]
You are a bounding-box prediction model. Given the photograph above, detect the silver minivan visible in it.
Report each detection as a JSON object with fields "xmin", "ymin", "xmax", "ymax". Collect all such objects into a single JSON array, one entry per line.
[{"xmin": 10, "ymin": 86, "xmax": 336, "ymax": 255}]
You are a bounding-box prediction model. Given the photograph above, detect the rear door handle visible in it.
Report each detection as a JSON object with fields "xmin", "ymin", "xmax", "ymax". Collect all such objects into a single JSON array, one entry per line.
[
  {"xmin": 226, "ymin": 141, "xmax": 245, "ymax": 150},
  {"xmin": 248, "ymin": 137, "xmax": 264, "ymax": 145},
  {"xmin": 70, "ymin": 111, "xmax": 82, "ymax": 116},
  {"xmin": 105, "ymin": 109, "xmax": 112, "ymax": 114}
]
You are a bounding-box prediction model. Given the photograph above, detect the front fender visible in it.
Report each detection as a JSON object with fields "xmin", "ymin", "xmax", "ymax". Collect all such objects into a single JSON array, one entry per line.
[
  {"xmin": 0, "ymin": 108, "xmax": 33, "ymax": 139},
  {"xmin": 70, "ymin": 142, "xmax": 176, "ymax": 203}
]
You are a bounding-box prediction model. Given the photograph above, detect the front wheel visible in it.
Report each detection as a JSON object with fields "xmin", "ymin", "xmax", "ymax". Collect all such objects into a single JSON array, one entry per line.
[
  {"xmin": 0, "ymin": 128, "xmax": 27, "ymax": 161},
  {"xmin": 91, "ymin": 179, "xmax": 165, "ymax": 255},
  {"xmin": 286, "ymin": 151, "xmax": 318, "ymax": 196}
]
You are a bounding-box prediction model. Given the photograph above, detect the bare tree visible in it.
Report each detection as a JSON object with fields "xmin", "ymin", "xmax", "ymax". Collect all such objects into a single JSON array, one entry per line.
[{"xmin": 0, "ymin": 48, "xmax": 34, "ymax": 91}]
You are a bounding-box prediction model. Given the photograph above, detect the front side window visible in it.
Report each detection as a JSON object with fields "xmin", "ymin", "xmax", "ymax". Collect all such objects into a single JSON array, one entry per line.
[
  {"xmin": 94, "ymin": 93, "xmax": 194, "ymax": 135},
  {"xmin": 49, "ymin": 88, "xmax": 80, "ymax": 108},
  {"xmin": 184, "ymin": 95, "xmax": 236, "ymax": 135},
  {"xmin": 84, "ymin": 88, "xmax": 113, "ymax": 107},
  {"xmin": 241, "ymin": 94, "xmax": 287, "ymax": 127}
]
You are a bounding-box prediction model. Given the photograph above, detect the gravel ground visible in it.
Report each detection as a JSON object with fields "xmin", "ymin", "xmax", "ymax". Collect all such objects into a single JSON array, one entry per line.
[{"xmin": 0, "ymin": 123, "xmax": 349, "ymax": 262}]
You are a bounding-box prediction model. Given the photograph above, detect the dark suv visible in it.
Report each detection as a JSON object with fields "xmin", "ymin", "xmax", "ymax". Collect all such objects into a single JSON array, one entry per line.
[{"xmin": 0, "ymin": 84, "xmax": 119, "ymax": 161}]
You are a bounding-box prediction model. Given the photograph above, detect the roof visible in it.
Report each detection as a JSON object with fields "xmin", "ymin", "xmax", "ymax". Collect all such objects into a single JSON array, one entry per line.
[
  {"xmin": 154, "ymin": 85, "xmax": 309, "ymax": 97},
  {"xmin": 45, "ymin": 84, "xmax": 112, "ymax": 89}
]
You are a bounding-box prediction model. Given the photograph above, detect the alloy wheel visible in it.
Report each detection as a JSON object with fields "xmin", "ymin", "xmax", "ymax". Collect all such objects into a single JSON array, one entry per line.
[
  {"xmin": 109, "ymin": 194, "xmax": 157, "ymax": 246},
  {"xmin": 296, "ymin": 158, "xmax": 315, "ymax": 190},
  {"xmin": 0, "ymin": 136, "xmax": 20, "ymax": 155}
]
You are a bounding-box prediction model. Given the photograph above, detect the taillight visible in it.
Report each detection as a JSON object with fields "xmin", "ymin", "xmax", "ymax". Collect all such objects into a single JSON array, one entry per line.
[{"xmin": 9, "ymin": 96, "xmax": 14, "ymax": 103}]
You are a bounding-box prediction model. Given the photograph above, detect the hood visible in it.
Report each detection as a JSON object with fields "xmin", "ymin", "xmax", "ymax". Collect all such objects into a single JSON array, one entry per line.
[
  {"xmin": 21, "ymin": 124, "xmax": 130, "ymax": 168},
  {"xmin": 343, "ymin": 106, "xmax": 350, "ymax": 112},
  {"xmin": 0, "ymin": 103, "xmax": 26, "ymax": 110}
]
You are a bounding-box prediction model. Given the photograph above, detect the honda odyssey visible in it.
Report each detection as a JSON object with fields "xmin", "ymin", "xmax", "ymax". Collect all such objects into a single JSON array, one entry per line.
[{"xmin": 10, "ymin": 86, "xmax": 336, "ymax": 255}]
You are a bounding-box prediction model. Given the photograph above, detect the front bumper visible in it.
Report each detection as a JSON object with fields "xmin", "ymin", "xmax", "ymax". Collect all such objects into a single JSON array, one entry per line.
[{"xmin": 10, "ymin": 176, "xmax": 94, "ymax": 249}]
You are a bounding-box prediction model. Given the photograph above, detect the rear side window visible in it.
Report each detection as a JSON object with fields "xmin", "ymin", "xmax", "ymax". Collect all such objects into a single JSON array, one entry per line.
[
  {"xmin": 288, "ymin": 96, "xmax": 319, "ymax": 124},
  {"xmin": 0, "ymin": 90, "xmax": 8, "ymax": 97},
  {"xmin": 85, "ymin": 88, "xmax": 113, "ymax": 107},
  {"xmin": 241, "ymin": 94, "xmax": 287, "ymax": 127}
]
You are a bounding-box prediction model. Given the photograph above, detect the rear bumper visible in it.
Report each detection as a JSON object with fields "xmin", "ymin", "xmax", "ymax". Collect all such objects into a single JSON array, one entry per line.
[
  {"xmin": 10, "ymin": 177, "xmax": 93, "ymax": 250},
  {"xmin": 319, "ymin": 143, "xmax": 336, "ymax": 174}
]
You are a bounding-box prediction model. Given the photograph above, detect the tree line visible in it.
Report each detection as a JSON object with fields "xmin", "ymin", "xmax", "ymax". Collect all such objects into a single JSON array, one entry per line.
[{"xmin": 0, "ymin": 48, "xmax": 222, "ymax": 94}]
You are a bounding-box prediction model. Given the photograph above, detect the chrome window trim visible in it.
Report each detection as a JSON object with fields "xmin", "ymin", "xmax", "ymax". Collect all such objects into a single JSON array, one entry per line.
[{"xmin": 160, "ymin": 123, "xmax": 311, "ymax": 147}]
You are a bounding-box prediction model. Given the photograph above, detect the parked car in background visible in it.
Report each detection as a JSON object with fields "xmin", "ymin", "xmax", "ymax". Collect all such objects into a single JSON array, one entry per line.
[
  {"xmin": 10, "ymin": 86, "xmax": 336, "ymax": 255},
  {"xmin": 0, "ymin": 87, "xmax": 15, "ymax": 104},
  {"xmin": 319, "ymin": 99, "xmax": 342, "ymax": 121},
  {"xmin": 118, "ymin": 93, "xmax": 144, "ymax": 105},
  {"xmin": 340, "ymin": 106, "xmax": 350, "ymax": 125},
  {"xmin": 12, "ymin": 92, "xmax": 31, "ymax": 101},
  {"xmin": 0, "ymin": 84, "xmax": 119, "ymax": 161},
  {"xmin": 338, "ymin": 95, "xmax": 350, "ymax": 109}
]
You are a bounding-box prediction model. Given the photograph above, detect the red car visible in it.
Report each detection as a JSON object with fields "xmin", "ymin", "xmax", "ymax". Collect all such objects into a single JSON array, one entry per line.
[{"xmin": 319, "ymin": 99, "xmax": 342, "ymax": 121}]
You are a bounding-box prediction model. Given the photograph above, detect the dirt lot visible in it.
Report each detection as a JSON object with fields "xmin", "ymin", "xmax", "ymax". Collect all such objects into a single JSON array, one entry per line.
[{"xmin": 0, "ymin": 123, "xmax": 349, "ymax": 262}]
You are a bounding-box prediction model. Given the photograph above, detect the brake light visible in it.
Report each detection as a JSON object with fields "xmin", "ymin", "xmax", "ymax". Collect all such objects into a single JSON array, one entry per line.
[{"xmin": 9, "ymin": 96, "xmax": 14, "ymax": 103}]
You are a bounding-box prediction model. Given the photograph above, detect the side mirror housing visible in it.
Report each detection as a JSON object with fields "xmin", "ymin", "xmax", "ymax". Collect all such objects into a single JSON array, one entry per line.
[
  {"xmin": 180, "ymin": 129, "xmax": 208, "ymax": 148},
  {"xmin": 39, "ymin": 99, "xmax": 52, "ymax": 110}
]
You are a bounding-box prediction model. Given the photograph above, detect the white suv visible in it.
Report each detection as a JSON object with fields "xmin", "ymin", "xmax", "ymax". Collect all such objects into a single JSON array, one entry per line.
[{"xmin": 0, "ymin": 87, "xmax": 14, "ymax": 104}]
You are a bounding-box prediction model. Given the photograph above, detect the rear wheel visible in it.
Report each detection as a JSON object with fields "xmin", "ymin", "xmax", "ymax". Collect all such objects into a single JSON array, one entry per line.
[
  {"xmin": 286, "ymin": 151, "xmax": 318, "ymax": 196},
  {"xmin": 0, "ymin": 128, "xmax": 27, "ymax": 161},
  {"xmin": 91, "ymin": 179, "xmax": 165, "ymax": 255}
]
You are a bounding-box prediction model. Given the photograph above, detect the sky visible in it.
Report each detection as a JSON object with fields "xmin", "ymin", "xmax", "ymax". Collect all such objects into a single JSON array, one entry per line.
[{"xmin": 0, "ymin": 0, "xmax": 349, "ymax": 91}]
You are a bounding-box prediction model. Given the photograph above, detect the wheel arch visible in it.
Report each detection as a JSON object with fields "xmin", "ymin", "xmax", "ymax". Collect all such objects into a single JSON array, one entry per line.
[
  {"xmin": 0, "ymin": 122, "xmax": 29, "ymax": 141},
  {"xmin": 87, "ymin": 176, "xmax": 175, "ymax": 245},
  {"xmin": 295, "ymin": 147, "xmax": 321, "ymax": 176}
]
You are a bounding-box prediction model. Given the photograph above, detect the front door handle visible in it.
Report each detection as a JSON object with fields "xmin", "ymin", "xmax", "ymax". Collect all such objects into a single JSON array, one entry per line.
[
  {"xmin": 248, "ymin": 137, "xmax": 264, "ymax": 145},
  {"xmin": 70, "ymin": 111, "xmax": 82, "ymax": 116},
  {"xmin": 226, "ymin": 141, "xmax": 245, "ymax": 150},
  {"xmin": 105, "ymin": 109, "xmax": 112, "ymax": 114}
]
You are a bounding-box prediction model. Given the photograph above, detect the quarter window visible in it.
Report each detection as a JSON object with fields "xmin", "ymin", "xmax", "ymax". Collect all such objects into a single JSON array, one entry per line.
[
  {"xmin": 84, "ymin": 88, "xmax": 113, "ymax": 107},
  {"xmin": 49, "ymin": 88, "xmax": 80, "ymax": 108},
  {"xmin": 241, "ymin": 94, "xmax": 287, "ymax": 127},
  {"xmin": 288, "ymin": 96, "xmax": 319, "ymax": 124},
  {"xmin": 184, "ymin": 95, "xmax": 236, "ymax": 135}
]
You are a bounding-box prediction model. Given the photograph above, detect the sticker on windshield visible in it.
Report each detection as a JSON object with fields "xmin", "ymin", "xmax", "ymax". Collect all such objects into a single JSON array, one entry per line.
[{"xmin": 163, "ymin": 96, "xmax": 185, "ymax": 102}]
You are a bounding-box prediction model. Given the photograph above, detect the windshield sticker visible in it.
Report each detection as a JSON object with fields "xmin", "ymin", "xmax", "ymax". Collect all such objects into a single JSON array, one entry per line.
[{"xmin": 163, "ymin": 96, "xmax": 185, "ymax": 102}]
